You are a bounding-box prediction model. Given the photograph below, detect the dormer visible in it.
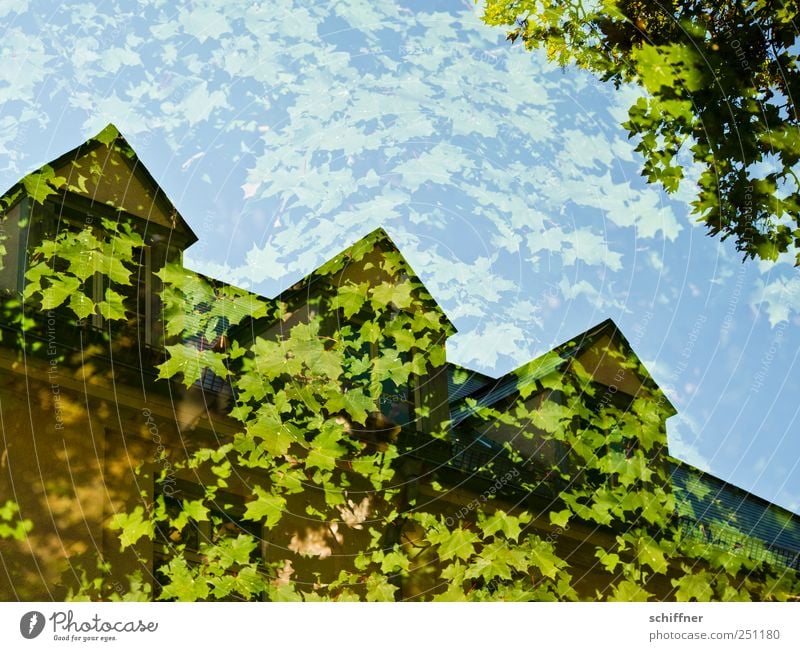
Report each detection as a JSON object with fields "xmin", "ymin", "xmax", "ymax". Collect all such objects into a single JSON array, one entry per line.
[
  {"xmin": 449, "ymin": 319, "xmax": 677, "ymax": 480},
  {"xmin": 0, "ymin": 124, "xmax": 198, "ymax": 345},
  {"xmin": 237, "ymin": 228, "xmax": 456, "ymax": 436}
]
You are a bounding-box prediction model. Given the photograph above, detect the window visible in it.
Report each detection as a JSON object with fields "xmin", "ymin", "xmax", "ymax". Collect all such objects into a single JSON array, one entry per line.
[{"xmin": 0, "ymin": 202, "xmax": 25, "ymax": 293}]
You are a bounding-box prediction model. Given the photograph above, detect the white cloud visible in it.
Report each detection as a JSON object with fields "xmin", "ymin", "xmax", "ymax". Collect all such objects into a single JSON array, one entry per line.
[
  {"xmin": 667, "ymin": 415, "xmax": 712, "ymax": 473},
  {"xmin": 447, "ymin": 321, "xmax": 533, "ymax": 371},
  {"xmin": 751, "ymin": 276, "xmax": 800, "ymax": 326}
]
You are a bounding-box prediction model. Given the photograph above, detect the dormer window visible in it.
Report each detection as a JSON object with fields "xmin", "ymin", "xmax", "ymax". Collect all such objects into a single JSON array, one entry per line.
[{"xmin": 0, "ymin": 202, "xmax": 25, "ymax": 293}]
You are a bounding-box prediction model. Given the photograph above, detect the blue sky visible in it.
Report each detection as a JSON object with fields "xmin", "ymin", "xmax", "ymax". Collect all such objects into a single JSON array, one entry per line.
[{"xmin": 1, "ymin": 0, "xmax": 798, "ymax": 512}]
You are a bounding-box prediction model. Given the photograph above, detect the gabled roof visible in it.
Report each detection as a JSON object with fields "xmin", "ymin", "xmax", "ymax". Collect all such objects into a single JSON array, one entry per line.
[
  {"xmin": 2, "ymin": 123, "xmax": 197, "ymax": 245},
  {"xmin": 447, "ymin": 364, "xmax": 494, "ymax": 402},
  {"xmin": 449, "ymin": 318, "xmax": 676, "ymax": 425},
  {"xmin": 669, "ymin": 457, "xmax": 800, "ymax": 566},
  {"xmin": 264, "ymin": 226, "xmax": 456, "ymax": 336}
]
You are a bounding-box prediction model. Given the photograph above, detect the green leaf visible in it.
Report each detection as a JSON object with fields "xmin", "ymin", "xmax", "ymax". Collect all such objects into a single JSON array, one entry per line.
[
  {"xmin": 435, "ymin": 527, "xmax": 479, "ymax": 562},
  {"xmin": 371, "ymin": 348, "xmax": 410, "ymax": 385},
  {"xmin": 634, "ymin": 534, "xmax": 669, "ymax": 574},
  {"xmin": 380, "ymin": 550, "xmax": 410, "ymax": 574},
  {"xmin": 608, "ymin": 580, "xmax": 653, "ymax": 602},
  {"xmin": 530, "ymin": 401, "xmax": 568, "ymax": 433},
  {"xmin": 0, "ymin": 501, "xmax": 33, "ymax": 541},
  {"xmin": 371, "ymin": 280, "xmax": 414, "ymax": 309},
  {"xmin": 672, "ymin": 570, "xmax": 714, "ymax": 601},
  {"xmin": 68, "ymin": 292, "xmax": 96, "ymax": 319},
  {"xmin": 549, "ymin": 510, "xmax": 571, "ymax": 528},
  {"xmin": 109, "ymin": 507, "xmax": 153, "ymax": 550},
  {"xmin": 40, "ymin": 276, "xmax": 81, "ymax": 309},
  {"xmin": 252, "ymin": 338, "xmax": 291, "ymax": 378},
  {"xmin": 170, "ymin": 499, "xmax": 209, "ymax": 531},
  {"xmin": 158, "ymin": 556, "xmax": 209, "ymax": 601},
  {"xmin": 243, "ymin": 486, "xmax": 286, "ymax": 529},
  {"xmin": 464, "ymin": 541, "xmax": 521, "ymax": 582},
  {"xmin": 0, "ymin": 501, "xmax": 19, "ymax": 521},
  {"xmin": 98, "ymin": 287, "xmax": 128, "ymax": 320},
  {"xmin": 706, "ymin": 547, "xmax": 744, "ymax": 575},
  {"xmin": 588, "ymin": 489, "xmax": 618, "ymax": 526},
  {"xmin": 480, "ymin": 510, "xmax": 531, "ymax": 542},
  {"xmin": 595, "ymin": 550, "xmax": 620, "ymax": 573},
  {"xmin": 93, "ymin": 124, "xmax": 120, "ymax": 146},
  {"xmin": 527, "ymin": 537, "xmax": 563, "ymax": 580},
  {"xmin": 216, "ymin": 534, "xmax": 258, "ymax": 566},
  {"xmin": 66, "ymin": 247, "xmax": 131, "ymax": 286},
  {"xmin": 359, "ymin": 320, "xmax": 381, "ymax": 343},
  {"xmin": 246, "ymin": 405, "xmax": 296, "ymax": 457},
  {"xmin": 684, "ymin": 475, "xmax": 712, "ymax": 501},
  {"xmin": 365, "ymin": 573, "xmax": 397, "ymax": 601},
  {"xmin": 157, "ymin": 344, "xmax": 229, "ymax": 387},
  {"xmin": 324, "ymin": 388, "xmax": 373, "ymax": 425},
  {"xmin": 22, "ymin": 165, "xmax": 65, "ymax": 204},
  {"xmin": 388, "ymin": 322, "xmax": 418, "ymax": 352},
  {"xmin": 307, "ymin": 424, "xmax": 348, "ymax": 471},
  {"xmin": 335, "ymin": 282, "xmax": 368, "ymax": 318}
]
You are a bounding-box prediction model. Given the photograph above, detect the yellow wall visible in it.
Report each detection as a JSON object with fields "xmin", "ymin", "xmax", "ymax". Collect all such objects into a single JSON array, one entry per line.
[{"xmin": 0, "ymin": 340, "xmax": 235, "ymax": 599}]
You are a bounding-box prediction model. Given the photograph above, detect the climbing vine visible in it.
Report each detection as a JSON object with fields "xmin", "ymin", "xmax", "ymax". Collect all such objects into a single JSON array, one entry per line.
[
  {"xmin": 43, "ymin": 225, "xmax": 800, "ymax": 601},
  {"xmin": 1, "ymin": 134, "xmax": 798, "ymax": 599}
]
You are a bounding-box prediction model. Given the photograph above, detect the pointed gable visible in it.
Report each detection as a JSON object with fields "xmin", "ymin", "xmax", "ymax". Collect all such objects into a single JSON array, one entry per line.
[
  {"xmin": 450, "ymin": 318, "xmax": 676, "ymax": 425},
  {"xmin": 46, "ymin": 124, "xmax": 196, "ymax": 243},
  {"xmin": 282, "ymin": 227, "xmax": 456, "ymax": 337},
  {"xmin": 573, "ymin": 320, "xmax": 676, "ymax": 414}
]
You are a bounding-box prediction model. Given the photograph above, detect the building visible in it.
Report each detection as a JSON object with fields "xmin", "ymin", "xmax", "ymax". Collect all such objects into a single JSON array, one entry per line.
[{"xmin": 1, "ymin": 125, "xmax": 798, "ymax": 601}]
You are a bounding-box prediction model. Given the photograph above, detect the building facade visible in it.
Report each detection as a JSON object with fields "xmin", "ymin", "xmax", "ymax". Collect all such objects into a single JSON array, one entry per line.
[{"xmin": 1, "ymin": 125, "xmax": 798, "ymax": 601}]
